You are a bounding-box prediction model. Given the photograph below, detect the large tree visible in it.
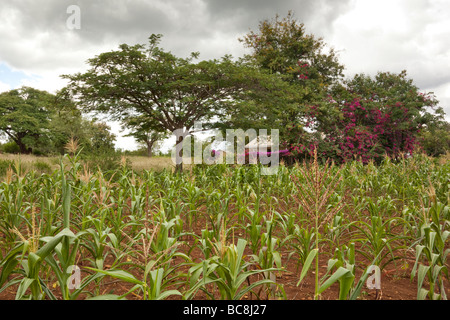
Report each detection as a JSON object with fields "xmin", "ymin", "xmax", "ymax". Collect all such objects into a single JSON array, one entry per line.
[
  {"xmin": 234, "ymin": 11, "xmax": 345, "ymax": 141},
  {"xmin": 62, "ymin": 34, "xmax": 291, "ymax": 171},
  {"xmin": 0, "ymin": 86, "xmax": 117, "ymax": 156}
]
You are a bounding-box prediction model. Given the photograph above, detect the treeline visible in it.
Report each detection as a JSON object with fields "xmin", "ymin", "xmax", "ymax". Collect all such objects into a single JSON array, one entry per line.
[
  {"xmin": 0, "ymin": 86, "xmax": 116, "ymax": 157},
  {"xmin": 1, "ymin": 12, "xmax": 450, "ymax": 167}
]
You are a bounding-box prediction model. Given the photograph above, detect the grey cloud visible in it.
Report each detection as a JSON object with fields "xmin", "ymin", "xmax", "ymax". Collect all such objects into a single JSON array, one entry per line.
[
  {"xmin": 0, "ymin": 0, "xmax": 199, "ymax": 71},
  {"xmin": 1, "ymin": 0, "xmax": 449, "ymax": 112},
  {"xmin": 0, "ymin": 0, "xmax": 353, "ymax": 72}
]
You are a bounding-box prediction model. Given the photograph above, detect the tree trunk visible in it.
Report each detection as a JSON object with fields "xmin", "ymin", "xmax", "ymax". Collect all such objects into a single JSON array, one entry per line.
[
  {"xmin": 5, "ymin": 131, "xmax": 32, "ymax": 154},
  {"xmin": 17, "ymin": 139, "xmax": 31, "ymax": 154},
  {"xmin": 175, "ymin": 162, "xmax": 183, "ymax": 173},
  {"xmin": 174, "ymin": 134, "xmax": 184, "ymax": 173},
  {"xmin": 146, "ymin": 140, "xmax": 154, "ymax": 158}
]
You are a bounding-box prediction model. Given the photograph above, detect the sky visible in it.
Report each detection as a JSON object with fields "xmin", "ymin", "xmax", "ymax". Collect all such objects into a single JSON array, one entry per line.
[{"xmin": 1, "ymin": 0, "xmax": 449, "ymax": 151}]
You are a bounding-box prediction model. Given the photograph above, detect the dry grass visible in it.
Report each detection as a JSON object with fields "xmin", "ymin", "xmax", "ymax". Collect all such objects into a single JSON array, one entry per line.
[
  {"xmin": 126, "ymin": 156, "xmax": 174, "ymax": 172},
  {"xmin": 0, "ymin": 153, "xmax": 60, "ymax": 176},
  {"xmin": 0, "ymin": 153, "xmax": 175, "ymax": 178},
  {"xmin": 0, "ymin": 153, "xmax": 59, "ymax": 164}
]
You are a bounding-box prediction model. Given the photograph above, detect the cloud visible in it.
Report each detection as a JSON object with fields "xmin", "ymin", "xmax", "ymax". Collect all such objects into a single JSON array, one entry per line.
[
  {"xmin": 0, "ymin": 81, "xmax": 11, "ymax": 93},
  {"xmin": 203, "ymin": 0, "xmax": 352, "ymax": 32},
  {"xmin": 0, "ymin": 0, "xmax": 355, "ymax": 74},
  {"xmin": 328, "ymin": 0, "xmax": 450, "ymax": 86}
]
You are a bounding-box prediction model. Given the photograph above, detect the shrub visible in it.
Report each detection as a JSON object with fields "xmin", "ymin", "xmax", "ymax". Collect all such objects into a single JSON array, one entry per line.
[
  {"xmin": 1, "ymin": 141, "xmax": 20, "ymax": 154},
  {"xmin": 33, "ymin": 160, "xmax": 53, "ymax": 174}
]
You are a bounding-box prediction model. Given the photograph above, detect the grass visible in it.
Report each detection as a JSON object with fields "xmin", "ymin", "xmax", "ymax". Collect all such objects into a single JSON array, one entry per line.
[
  {"xmin": 126, "ymin": 156, "xmax": 174, "ymax": 172},
  {"xmin": 0, "ymin": 153, "xmax": 174, "ymax": 177}
]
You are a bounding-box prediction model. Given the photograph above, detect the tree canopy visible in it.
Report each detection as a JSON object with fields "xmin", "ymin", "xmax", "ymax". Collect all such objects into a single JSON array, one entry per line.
[
  {"xmin": 230, "ymin": 12, "xmax": 345, "ymax": 143},
  {"xmin": 0, "ymin": 87, "xmax": 55, "ymax": 154},
  {"xmin": 3, "ymin": 13, "xmax": 447, "ymax": 164},
  {"xmin": 62, "ymin": 34, "xmax": 298, "ymax": 170}
]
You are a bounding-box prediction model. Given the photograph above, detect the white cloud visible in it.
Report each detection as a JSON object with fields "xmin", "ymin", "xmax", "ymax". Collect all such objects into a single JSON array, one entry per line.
[{"xmin": 0, "ymin": 80, "xmax": 10, "ymax": 93}]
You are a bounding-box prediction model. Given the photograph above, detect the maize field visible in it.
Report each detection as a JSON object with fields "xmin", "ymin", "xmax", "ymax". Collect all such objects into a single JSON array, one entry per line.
[{"xmin": 0, "ymin": 151, "xmax": 449, "ymax": 300}]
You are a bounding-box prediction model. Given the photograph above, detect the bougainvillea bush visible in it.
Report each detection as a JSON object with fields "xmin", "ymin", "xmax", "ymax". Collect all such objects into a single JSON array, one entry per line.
[{"xmin": 281, "ymin": 71, "xmax": 444, "ymax": 164}]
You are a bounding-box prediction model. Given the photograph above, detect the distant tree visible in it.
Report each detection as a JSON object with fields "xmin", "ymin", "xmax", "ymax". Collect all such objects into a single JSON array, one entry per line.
[
  {"xmin": 121, "ymin": 115, "xmax": 168, "ymax": 158},
  {"xmin": 0, "ymin": 87, "xmax": 54, "ymax": 154},
  {"xmin": 45, "ymin": 97, "xmax": 90, "ymax": 154},
  {"xmin": 0, "ymin": 87, "xmax": 117, "ymax": 156},
  {"xmin": 418, "ymin": 120, "xmax": 450, "ymax": 157},
  {"xmin": 84, "ymin": 121, "xmax": 117, "ymax": 155}
]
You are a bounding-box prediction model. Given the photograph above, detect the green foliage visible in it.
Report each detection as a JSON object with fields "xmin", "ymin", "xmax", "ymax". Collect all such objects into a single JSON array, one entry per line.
[
  {"xmin": 0, "ymin": 148, "xmax": 449, "ymax": 300},
  {"xmin": 1, "ymin": 141, "xmax": 20, "ymax": 154},
  {"xmin": 0, "ymin": 87, "xmax": 54, "ymax": 154},
  {"xmin": 411, "ymin": 196, "xmax": 450, "ymax": 300},
  {"xmin": 234, "ymin": 11, "xmax": 344, "ymax": 143},
  {"xmin": 418, "ymin": 121, "xmax": 450, "ymax": 157},
  {"xmin": 0, "ymin": 86, "xmax": 118, "ymax": 157},
  {"xmin": 304, "ymin": 70, "xmax": 445, "ymax": 164},
  {"xmin": 186, "ymin": 238, "xmax": 280, "ymax": 300},
  {"xmin": 0, "ymin": 159, "xmax": 14, "ymax": 176}
]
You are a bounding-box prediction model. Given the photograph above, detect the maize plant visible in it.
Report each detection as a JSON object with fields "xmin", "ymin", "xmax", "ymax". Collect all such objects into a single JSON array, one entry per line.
[{"xmin": 185, "ymin": 238, "xmax": 280, "ymax": 300}]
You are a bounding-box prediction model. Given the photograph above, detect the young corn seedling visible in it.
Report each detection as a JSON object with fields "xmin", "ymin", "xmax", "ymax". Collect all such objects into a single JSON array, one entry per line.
[
  {"xmin": 0, "ymin": 165, "xmax": 29, "ymax": 244},
  {"xmin": 1, "ymin": 228, "xmax": 79, "ymax": 300},
  {"xmin": 81, "ymin": 215, "xmax": 118, "ymax": 270},
  {"xmin": 283, "ymin": 224, "xmax": 317, "ymax": 273},
  {"xmin": 411, "ymin": 196, "xmax": 449, "ymax": 299},
  {"xmin": 0, "ymin": 204, "xmax": 92, "ymax": 300},
  {"xmin": 317, "ymin": 243, "xmax": 356, "ymax": 300},
  {"xmin": 410, "ymin": 185, "xmax": 449, "ymax": 300},
  {"xmin": 323, "ymin": 211, "xmax": 347, "ymax": 249},
  {"xmin": 411, "ymin": 224, "xmax": 449, "ymax": 300},
  {"xmin": 182, "ymin": 184, "xmax": 205, "ymax": 227},
  {"xmin": 320, "ymin": 243, "xmax": 385, "ymax": 300},
  {"xmin": 185, "ymin": 238, "xmax": 279, "ymax": 300},
  {"xmin": 44, "ymin": 163, "xmax": 101, "ymax": 300},
  {"xmin": 244, "ymin": 207, "xmax": 264, "ymax": 255},
  {"xmin": 348, "ymin": 215, "xmax": 408, "ymax": 272},
  {"xmin": 274, "ymin": 210, "xmax": 297, "ymax": 238}
]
